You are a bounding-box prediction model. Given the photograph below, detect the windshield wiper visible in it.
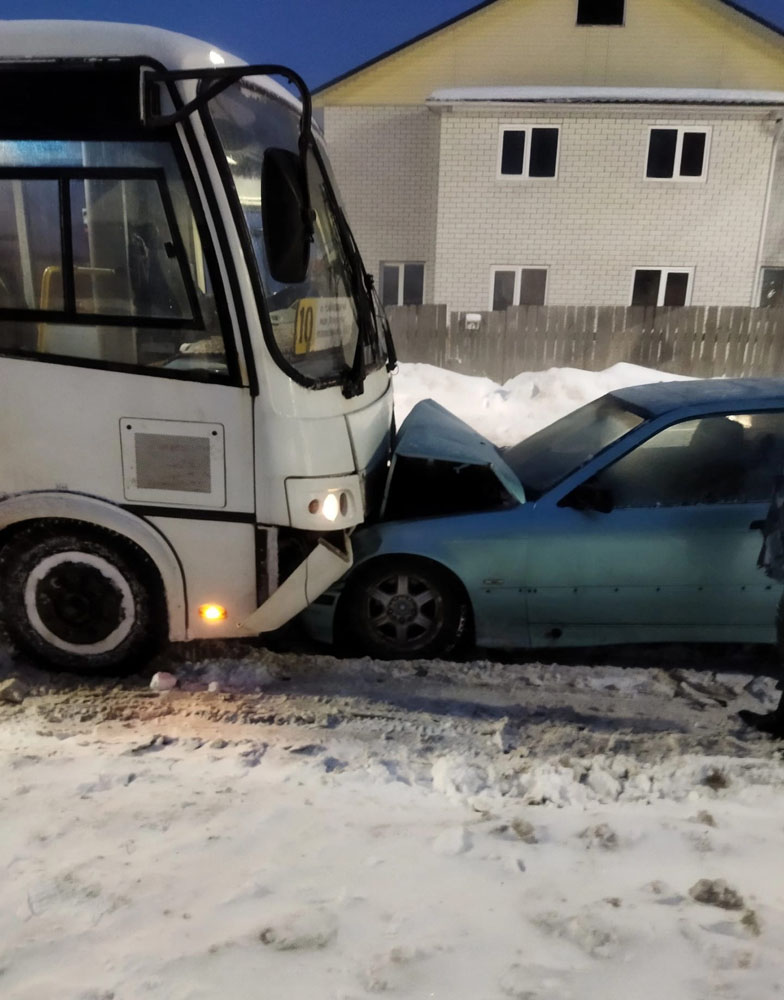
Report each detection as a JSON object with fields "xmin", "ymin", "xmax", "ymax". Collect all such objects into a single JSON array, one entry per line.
[
  {"xmin": 366, "ymin": 268, "xmax": 396, "ymax": 372},
  {"xmin": 326, "ymin": 196, "xmax": 377, "ymax": 398}
]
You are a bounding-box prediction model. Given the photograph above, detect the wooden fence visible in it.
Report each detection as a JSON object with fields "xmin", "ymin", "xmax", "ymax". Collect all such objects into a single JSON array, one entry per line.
[{"xmin": 387, "ymin": 304, "xmax": 784, "ymax": 382}]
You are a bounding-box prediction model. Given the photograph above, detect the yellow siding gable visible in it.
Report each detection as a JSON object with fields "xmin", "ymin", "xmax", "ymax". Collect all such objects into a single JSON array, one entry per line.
[{"xmin": 315, "ymin": 0, "xmax": 784, "ymax": 106}]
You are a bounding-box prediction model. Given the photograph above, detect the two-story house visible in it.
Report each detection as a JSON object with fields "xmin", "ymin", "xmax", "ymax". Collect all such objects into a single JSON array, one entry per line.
[{"xmin": 314, "ymin": 0, "xmax": 784, "ymax": 315}]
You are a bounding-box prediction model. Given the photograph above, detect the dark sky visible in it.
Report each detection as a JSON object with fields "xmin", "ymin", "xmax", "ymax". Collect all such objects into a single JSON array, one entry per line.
[{"xmin": 1, "ymin": 0, "xmax": 782, "ymax": 90}]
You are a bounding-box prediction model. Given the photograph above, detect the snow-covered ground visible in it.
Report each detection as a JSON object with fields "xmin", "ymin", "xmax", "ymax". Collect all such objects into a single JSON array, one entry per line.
[{"xmin": 2, "ymin": 362, "xmax": 784, "ymax": 1000}]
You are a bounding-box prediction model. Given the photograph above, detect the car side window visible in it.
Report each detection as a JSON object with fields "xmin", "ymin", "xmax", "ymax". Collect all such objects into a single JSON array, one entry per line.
[{"xmin": 593, "ymin": 412, "xmax": 784, "ymax": 508}]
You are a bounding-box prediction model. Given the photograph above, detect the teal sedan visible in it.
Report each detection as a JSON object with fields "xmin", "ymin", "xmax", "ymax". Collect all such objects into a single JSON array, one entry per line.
[{"xmin": 303, "ymin": 378, "xmax": 784, "ymax": 658}]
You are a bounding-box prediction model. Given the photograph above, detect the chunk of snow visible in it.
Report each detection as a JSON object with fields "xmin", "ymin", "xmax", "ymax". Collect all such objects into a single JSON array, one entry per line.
[{"xmin": 149, "ymin": 671, "xmax": 178, "ymax": 692}]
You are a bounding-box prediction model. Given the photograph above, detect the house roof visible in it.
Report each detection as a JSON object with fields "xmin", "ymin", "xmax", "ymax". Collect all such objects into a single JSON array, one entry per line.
[
  {"xmin": 426, "ymin": 85, "xmax": 784, "ymax": 106},
  {"xmin": 314, "ymin": 0, "xmax": 784, "ymax": 97}
]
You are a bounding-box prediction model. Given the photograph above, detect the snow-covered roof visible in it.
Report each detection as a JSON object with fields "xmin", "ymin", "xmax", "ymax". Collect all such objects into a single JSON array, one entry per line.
[{"xmin": 427, "ymin": 86, "xmax": 784, "ymax": 106}]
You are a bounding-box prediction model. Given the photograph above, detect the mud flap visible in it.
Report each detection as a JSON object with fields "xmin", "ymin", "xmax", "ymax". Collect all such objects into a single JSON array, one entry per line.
[{"xmin": 240, "ymin": 536, "xmax": 353, "ymax": 634}]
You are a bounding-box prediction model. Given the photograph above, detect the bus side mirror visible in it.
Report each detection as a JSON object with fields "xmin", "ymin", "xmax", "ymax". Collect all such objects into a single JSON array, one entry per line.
[{"xmin": 261, "ymin": 148, "xmax": 311, "ymax": 284}]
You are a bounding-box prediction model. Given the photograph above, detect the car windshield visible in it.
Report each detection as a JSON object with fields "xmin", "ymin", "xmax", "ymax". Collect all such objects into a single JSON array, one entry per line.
[
  {"xmin": 502, "ymin": 395, "xmax": 646, "ymax": 498},
  {"xmin": 208, "ymin": 82, "xmax": 384, "ymax": 386}
]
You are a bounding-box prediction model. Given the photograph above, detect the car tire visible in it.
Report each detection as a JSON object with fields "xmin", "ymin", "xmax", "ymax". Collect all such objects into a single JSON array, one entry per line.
[
  {"xmin": 0, "ymin": 525, "xmax": 165, "ymax": 673},
  {"xmin": 340, "ymin": 557, "xmax": 470, "ymax": 660}
]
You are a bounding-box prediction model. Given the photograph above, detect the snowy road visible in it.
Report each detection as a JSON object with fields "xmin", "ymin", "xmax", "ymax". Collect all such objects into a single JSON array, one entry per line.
[
  {"xmin": 3, "ymin": 640, "xmax": 784, "ymax": 791},
  {"xmin": 2, "ymin": 642, "xmax": 784, "ymax": 1000}
]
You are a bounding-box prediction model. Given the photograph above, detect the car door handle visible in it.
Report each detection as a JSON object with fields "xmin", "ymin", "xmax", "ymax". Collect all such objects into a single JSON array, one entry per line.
[{"xmin": 749, "ymin": 520, "xmax": 766, "ymax": 531}]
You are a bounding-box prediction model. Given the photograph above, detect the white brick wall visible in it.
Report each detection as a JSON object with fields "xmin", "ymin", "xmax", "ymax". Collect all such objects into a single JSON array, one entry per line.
[
  {"xmin": 322, "ymin": 103, "xmax": 780, "ymax": 313},
  {"xmin": 322, "ymin": 106, "xmax": 440, "ymax": 300},
  {"xmin": 434, "ymin": 106, "xmax": 776, "ymax": 311}
]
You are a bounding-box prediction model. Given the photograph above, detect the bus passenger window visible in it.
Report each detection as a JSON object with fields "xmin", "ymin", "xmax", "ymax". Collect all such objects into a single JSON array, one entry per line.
[
  {"xmin": 0, "ymin": 140, "xmax": 229, "ymax": 379},
  {"xmin": 0, "ymin": 179, "xmax": 62, "ymax": 309}
]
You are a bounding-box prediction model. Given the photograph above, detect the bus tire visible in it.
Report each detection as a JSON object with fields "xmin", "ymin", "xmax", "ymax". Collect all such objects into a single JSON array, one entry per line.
[{"xmin": 0, "ymin": 525, "xmax": 165, "ymax": 673}]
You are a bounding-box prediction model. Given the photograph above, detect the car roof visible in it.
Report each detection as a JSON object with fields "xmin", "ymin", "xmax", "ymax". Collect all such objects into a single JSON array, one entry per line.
[{"xmin": 610, "ymin": 377, "xmax": 784, "ymax": 415}]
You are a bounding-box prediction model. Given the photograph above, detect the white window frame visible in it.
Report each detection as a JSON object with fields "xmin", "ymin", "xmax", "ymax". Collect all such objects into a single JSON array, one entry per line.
[
  {"xmin": 380, "ymin": 261, "xmax": 425, "ymax": 306},
  {"xmin": 630, "ymin": 266, "xmax": 694, "ymax": 306},
  {"xmin": 644, "ymin": 126, "xmax": 711, "ymax": 182},
  {"xmin": 497, "ymin": 126, "xmax": 560, "ymax": 180},
  {"xmin": 489, "ymin": 265, "xmax": 549, "ymax": 309}
]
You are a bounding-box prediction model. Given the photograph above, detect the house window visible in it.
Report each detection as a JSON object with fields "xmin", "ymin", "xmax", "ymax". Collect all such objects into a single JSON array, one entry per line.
[
  {"xmin": 491, "ymin": 267, "xmax": 548, "ymax": 309},
  {"xmin": 760, "ymin": 267, "xmax": 784, "ymax": 307},
  {"xmin": 577, "ymin": 0, "xmax": 625, "ymax": 25},
  {"xmin": 646, "ymin": 128, "xmax": 709, "ymax": 180},
  {"xmin": 632, "ymin": 268, "xmax": 691, "ymax": 306},
  {"xmin": 380, "ymin": 261, "xmax": 424, "ymax": 306},
  {"xmin": 499, "ymin": 127, "xmax": 559, "ymax": 178}
]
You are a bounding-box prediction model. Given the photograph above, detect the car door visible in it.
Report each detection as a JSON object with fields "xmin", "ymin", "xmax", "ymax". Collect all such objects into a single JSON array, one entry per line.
[{"xmin": 524, "ymin": 411, "xmax": 784, "ymax": 646}]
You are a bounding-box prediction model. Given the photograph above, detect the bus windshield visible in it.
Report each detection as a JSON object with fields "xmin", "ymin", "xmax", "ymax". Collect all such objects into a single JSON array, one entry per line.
[{"xmin": 208, "ymin": 82, "xmax": 385, "ymax": 388}]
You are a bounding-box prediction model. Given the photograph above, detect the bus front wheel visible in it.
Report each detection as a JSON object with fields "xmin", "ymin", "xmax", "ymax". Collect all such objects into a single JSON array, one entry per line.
[{"xmin": 0, "ymin": 526, "xmax": 165, "ymax": 673}]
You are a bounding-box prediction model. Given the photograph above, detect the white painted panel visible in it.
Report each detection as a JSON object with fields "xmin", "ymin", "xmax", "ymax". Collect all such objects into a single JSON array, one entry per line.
[
  {"xmin": 148, "ymin": 516, "xmax": 257, "ymax": 639},
  {"xmin": 0, "ymin": 356, "xmax": 253, "ymax": 512}
]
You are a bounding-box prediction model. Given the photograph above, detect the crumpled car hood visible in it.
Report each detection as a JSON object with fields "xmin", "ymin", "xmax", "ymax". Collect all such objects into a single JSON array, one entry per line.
[{"xmin": 387, "ymin": 398, "xmax": 526, "ymax": 509}]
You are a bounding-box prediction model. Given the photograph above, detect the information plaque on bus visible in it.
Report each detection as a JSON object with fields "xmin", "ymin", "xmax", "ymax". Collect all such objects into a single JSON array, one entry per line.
[{"xmin": 294, "ymin": 297, "xmax": 353, "ymax": 354}]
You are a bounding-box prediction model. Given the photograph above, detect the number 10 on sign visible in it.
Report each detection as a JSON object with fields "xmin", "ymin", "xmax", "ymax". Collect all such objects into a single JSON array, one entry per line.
[{"xmin": 294, "ymin": 299, "xmax": 316, "ymax": 355}]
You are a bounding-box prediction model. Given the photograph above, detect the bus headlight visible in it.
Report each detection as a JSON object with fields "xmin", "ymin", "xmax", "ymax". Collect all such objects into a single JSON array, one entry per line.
[
  {"xmin": 286, "ymin": 476, "xmax": 362, "ymax": 530},
  {"xmin": 307, "ymin": 491, "xmax": 349, "ymax": 521},
  {"xmin": 322, "ymin": 493, "xmax": 340, "ymax": 521}
]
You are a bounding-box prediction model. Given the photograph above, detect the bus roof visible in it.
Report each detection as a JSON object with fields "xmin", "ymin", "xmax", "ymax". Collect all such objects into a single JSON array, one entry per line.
[
  {"xmin": 0, "ymin": 20, "xmax": 241, "ymax": 68},
  {"xmin": 0, "ymin": 20, "xmax": 299, "ymax": 108}
]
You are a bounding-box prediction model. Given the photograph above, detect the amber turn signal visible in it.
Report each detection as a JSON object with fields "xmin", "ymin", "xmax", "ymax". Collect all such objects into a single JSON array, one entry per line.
[{"xmin": 199, "ymin": 603, "xmax": 228, "ymax": 622}]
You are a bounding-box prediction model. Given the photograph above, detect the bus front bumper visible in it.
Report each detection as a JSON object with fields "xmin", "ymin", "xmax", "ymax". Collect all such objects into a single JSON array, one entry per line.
[{"xmin": 240, "ymin": 535, "xmax": 353, "ymax": 634}]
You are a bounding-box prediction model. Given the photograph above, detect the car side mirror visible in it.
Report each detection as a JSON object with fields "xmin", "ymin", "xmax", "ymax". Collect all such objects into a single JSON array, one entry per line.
[
  {"xmin": 261, "ymin": 147, "xmax": 311, "ymax": 284},
  {"xmin": 560, "ymin": 481, "xmax": 614, "ymax": 514}
]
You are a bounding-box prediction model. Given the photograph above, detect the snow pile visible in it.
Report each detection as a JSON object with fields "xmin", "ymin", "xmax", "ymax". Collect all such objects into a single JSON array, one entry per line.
[
  {"xmin": 433, "ymin": 752, "xmax": 784, "ymax": 810},
  {"xmin": 393, "ymin": 360, "xmax": 691, "ymax": 446}
]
